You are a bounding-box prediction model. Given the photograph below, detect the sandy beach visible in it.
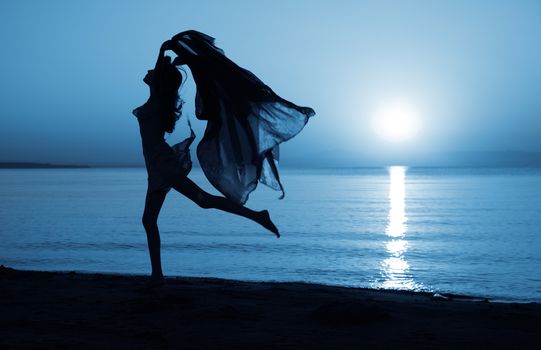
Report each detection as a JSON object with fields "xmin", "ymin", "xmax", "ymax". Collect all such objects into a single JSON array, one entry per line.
[{"xmin": 0, "ymin": 265, "xmax": 539, "ymax": 349}]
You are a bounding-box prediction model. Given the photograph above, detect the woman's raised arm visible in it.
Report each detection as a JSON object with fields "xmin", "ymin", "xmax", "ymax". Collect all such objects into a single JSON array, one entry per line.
[{"xmin": 154, "ymin": 41, "xmax": 174, "ymax": 68}]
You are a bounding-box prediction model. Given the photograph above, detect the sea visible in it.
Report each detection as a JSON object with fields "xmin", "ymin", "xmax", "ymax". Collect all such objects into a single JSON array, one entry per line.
[{"xmin": 1, "ymin": 167, "xmax": 540, "ymax": 302}]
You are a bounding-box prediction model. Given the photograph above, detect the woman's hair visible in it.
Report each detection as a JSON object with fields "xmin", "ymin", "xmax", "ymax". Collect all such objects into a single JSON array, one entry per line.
[{"xmin": 153, "ymin": 56, "xmax": 184, "ymax": 133}]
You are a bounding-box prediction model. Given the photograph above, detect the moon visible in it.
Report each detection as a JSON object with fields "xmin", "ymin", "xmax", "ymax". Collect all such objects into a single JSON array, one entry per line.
[{"xmin": 372, "ymin": 101, "xmax": 422, "ymax": 143}]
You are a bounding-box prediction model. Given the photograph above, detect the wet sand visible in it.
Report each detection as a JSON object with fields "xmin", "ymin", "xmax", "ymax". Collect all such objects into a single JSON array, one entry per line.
[{"xmin": 1, "ymin": 265, "xmax": 539, "ymax": 349}]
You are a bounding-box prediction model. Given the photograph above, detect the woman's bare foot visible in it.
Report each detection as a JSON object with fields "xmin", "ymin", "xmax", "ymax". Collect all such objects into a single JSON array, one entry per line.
[{"xmin": 257, "ymin": 210, "xmax": 280, "ymax": 238}]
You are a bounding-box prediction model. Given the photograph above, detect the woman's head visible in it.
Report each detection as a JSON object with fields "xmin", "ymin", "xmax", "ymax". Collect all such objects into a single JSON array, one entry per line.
[{"xmin": 147, "ymin": 56, "xmax": 183, "ymax": 133}]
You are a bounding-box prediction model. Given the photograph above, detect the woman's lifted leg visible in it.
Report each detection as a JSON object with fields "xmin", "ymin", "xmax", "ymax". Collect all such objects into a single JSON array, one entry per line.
[{"xmin": 172, "ymin": 177, "xmax": 280, "ymax": 237}]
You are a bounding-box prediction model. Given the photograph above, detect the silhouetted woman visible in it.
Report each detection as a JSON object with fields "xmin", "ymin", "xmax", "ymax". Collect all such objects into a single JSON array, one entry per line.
[{"xmin": 134, "ymin": 43, "xmax": 280, "ymax": 287}]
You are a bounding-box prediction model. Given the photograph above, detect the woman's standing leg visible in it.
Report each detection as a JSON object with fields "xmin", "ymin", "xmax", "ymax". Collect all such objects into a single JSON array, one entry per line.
[
  {"xmin": 142, "ymin": 188, "xmax": 168, "ymax": 284},
  {"xmin": 171, "ymin": 177, "xmax": 280, "ymax": 237}
]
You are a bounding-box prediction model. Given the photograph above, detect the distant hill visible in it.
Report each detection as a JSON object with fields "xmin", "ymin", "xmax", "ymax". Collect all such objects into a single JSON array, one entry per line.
[
  {"xmin": 421, "ymin": 151, "xmax": 541, "ymax": 168},
  {"xmin": 0, "ymin": 162, "xmax": 90, "ymax": 169},
  {"xmin": 3, "ymin": 151, "xmax": 540, "ymax": 169},
  {"xmin": 280, "ymin": 150, "xmax": 541, "ymax": 168}
]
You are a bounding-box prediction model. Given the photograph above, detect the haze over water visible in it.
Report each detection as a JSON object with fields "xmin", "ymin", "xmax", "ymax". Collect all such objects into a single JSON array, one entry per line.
[{"xmin": 1, "ymin": 167, "xmax": 540, "ymax": 302}]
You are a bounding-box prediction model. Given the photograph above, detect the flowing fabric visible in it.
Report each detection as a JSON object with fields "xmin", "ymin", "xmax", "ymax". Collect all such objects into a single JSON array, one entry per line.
[{"xmin": 172, "ymin": 30, "xmax": 315, "ymax": 204}]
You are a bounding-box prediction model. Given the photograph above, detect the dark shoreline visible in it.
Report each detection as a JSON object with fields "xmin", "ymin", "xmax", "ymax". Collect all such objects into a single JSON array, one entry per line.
[
  {"xmin": 1, "ymin": 266, "xmax": 540, "ymax": 349},
  {"xmin": 0, "ymin": 162, "xmax": 89, "ymax": 169}
]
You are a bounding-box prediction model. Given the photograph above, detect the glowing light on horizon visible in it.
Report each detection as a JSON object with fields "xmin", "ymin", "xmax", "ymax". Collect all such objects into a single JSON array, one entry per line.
[{"xmin": 372, "ymin": 101, "xmax": 422, "ymax": 143}]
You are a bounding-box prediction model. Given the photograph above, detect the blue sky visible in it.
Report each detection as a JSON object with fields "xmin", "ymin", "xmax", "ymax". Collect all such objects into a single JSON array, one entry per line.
[{"xmin": 1, "ymin": 0, "xmax": 540, "ymax": 165}]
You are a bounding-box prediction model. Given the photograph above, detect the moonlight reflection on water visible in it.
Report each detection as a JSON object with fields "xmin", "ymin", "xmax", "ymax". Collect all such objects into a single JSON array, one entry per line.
[{"xmin": 378, "ymin": 166, "xmax": 422, "ymax": 291}]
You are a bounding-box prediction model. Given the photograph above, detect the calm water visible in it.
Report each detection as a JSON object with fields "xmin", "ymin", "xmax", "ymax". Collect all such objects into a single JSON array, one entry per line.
[{"xmin": 1, "ymin": 167, "xmax": 540, "ymax": 302}]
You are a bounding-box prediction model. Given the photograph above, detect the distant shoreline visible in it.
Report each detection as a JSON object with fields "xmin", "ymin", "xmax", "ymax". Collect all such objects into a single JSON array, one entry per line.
[
  {"xmin": 0, "ymin": 162, "xmax": 90, "ymax": 169},
  {"xmin": 2, "ymin": 163, "xmax": 541, "ymax": 170}
]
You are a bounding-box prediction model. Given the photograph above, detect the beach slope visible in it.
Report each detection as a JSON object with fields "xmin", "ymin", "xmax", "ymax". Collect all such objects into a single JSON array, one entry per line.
[{"xmin": 1, "ymin": 266, "xmax": 539, "ymax": 349}]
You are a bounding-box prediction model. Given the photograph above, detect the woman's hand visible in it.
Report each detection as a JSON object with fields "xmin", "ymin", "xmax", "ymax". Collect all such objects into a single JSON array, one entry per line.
[
  {"xmin": 155, "ymin": 41, "xmax": 176, "ymax": 68},
  {"xmin": 165, "ymin": 40, "xmax": 189, "ymax": 65},
  {"xmin": 154, "ymin": 41, "xmax": 167, "ymax": 68},
  {"xmin": 159, "ymin": 40, "xmax": 173, "ymax": 55},
  {"xmin": 159, "ymin": 38, "xmax": 190, "ymax": 66}
]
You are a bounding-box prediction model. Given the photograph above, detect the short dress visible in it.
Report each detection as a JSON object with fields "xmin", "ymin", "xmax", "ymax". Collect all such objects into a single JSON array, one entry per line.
[{"xmin": 133, "ymin": 100, "xmax": 195, "ymax": 192}]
